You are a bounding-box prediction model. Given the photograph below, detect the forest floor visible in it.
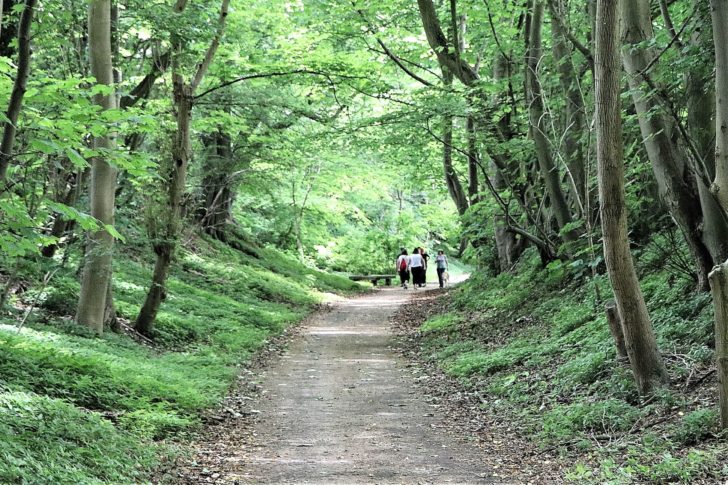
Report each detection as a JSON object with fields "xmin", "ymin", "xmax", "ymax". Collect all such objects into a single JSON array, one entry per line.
[{"xmin": 172, "ymin": 286, "xmax": 558, "ymax": 484}]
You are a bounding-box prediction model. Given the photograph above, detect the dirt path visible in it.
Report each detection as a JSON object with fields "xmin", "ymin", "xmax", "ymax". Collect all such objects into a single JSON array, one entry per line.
[{"xmin": 182, "ymin": 287, "xmax": 497, "ymax": 484}]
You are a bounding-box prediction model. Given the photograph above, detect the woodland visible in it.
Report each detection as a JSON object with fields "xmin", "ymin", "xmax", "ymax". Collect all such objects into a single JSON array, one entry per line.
[{"xmin": 1, "ymin": 0, "xmax": 728, "ymax": 482}]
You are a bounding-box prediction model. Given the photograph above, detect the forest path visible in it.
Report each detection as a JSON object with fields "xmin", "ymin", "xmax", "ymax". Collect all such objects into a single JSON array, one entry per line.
[{"xmin": 193, "ymin": 287, "xmax": 495, "ymax": 484}]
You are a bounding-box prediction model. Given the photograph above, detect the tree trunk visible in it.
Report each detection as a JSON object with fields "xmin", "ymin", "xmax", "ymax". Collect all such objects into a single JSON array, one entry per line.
[
  {"xmin": 605, "ymin": 300, "xmax": 628, "ymax": 360},
  {"xmin": 0, "ymin": 0, "xmax": 37, "ymax": 183},
  {"xmin": 134, "ymin": 75, "xmax": 191, "ymax": 336},
  {"xmin": 526, "ymin": 0, "xmax": 577, "ymax": 241},
  {"xmin": 76, "ymin": 0, "xmax": 117, "ymax": 334},
  {"xmin": 135, "ymin": 244, "xmax": 171, "ymax": 336},
  {"xmin": 442, "ymin": 69, "xmax": 469, "ymax": 216},
  {"xmin": 135, "ymin": 0, "xmax": 230, "ymax": 336},
  {"xmin": 547, "ymin": 0, "xmax": 587, "ymax": 214},
  {"xmin": 709, "ymin": 260, "xmax": 728, "ymax": 429},
  {"xmin": 200, "ymin": 131, "xmax": 235, "ymax": 240},
  {"xmin": 711, "ymin": 0, "xmax": 728, "ymax": 216},
  {"xmin": 596, "ymin": 0, "xmax": 668, "ymax": 395},
  {"xmin": 467, "ymin": 114, "xmax": 478, "ymax": 206},
  {"xmin": 621, "ymin": 0, "xmax": 713, "ymax": 291},
  {"xmin": 687, "ymin": 4, "xmax": 728, "ymax": 264}
]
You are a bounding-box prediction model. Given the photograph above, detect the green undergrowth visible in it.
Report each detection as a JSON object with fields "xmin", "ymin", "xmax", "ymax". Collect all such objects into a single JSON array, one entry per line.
[
  {"xmin": 418, "ymin": 249, "xmax": 727, "ymax": 483},
  {"xmin": 0, "ymin": 236, "xmax": 362, "ymax": 484}
]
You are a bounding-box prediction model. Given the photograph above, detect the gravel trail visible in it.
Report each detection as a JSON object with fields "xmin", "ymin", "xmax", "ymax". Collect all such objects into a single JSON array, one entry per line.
[{"xmin": 232, "ymin": 287, "xmax": 494, "ymax": 484}]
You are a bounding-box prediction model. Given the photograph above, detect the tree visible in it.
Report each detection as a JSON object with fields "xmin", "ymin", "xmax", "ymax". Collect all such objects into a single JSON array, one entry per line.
[
  {"xmin": 135, "ymin": 0, "xmax": 231, "ymax": 336},
  {"xmin": 75, "ymin": 0, "xmax": 117, "ymax": 333},
  {"xmin": 0, "ymin": 0, "xmax": 37, "ymax": 183},
  {"xmin": 596, "ymin": 0, "xmax": 668, "ymax": 395},
  {"xmin": 621, "ymin": 0, "xmax": 714, "ymax": 291},
  {"xmin": 711, "ymin": 0, "xmax": 728, "ymax": 217}
]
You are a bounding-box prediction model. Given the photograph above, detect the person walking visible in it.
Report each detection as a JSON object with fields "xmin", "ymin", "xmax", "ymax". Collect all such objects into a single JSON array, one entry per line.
[
  {"xmin": 409, "ymin": 247, "xmax": 425, "ymax": 290},
  {"xmin": 396, "ymin": 249, "xmax": 410, "ymax": 289},
  {"xmin": 435, "ymin": 250, "xmax": 449, "ymax": 288},
  {"xmin": 420, "ymin": 247, "xmax": 430, "ymax": 287}
]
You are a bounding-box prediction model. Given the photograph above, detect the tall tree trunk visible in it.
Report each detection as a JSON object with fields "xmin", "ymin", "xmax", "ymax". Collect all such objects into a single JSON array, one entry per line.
[
  {"xmin": 596, "ymin": 0, "xmax": 668, "ymax": 395},
  {"xmin": 621, "ymin": 0, "xmax": 713, "ymax": 291},
  {"xmin": 467, "ymin": 114, "xmax": 478, "ymax": 206},
  {"xmin": 76, "ymin": 0, "xmax": 117, "ymax": 333},
  {"xmin": 441, "ymin": 69, "xmax": 469, "ymax": 216},
  {"xmin": 711, "ymin": 0, "xmax": 728, "ymax": 216},
  {"xmin": 0, "ymin": 0, "xmax": 37, "ymax": 183},
  {"xmin": 135, "ymin": 0, "xmax": 230, "ymax": 336},
  {"xmin": 135, "ymin": 74, "xmax": 191, "ymax": 336},
  {"xmin": 491, "ymin": 55, "xmax": 521, "ymax": 272},
  {"xmin": 200, "ymin": 131, "xmax": 235, "ymax": 241},
  {"xmin": 688, "ymin": 3, "xmax": 728, "ymax": 264},
  {"xmin": 709, "ymin": 261, "xmax": 728, "ymax": 429},
  {"xmin": 526, "ymin": 0, "xmax": 577, "ymax": 241},
  {"xmin": 547, "ymin": 0, "xmax": 587, "ymax": 214}
]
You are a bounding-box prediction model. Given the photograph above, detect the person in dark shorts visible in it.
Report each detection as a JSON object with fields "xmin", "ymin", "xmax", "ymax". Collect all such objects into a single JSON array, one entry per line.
[
  {"xmin": 409, "ymin": 248, "xmax": 425, "ymax": 289},
  {"xmin": 395, "ymin": 249, "xmax": 410, "ymax": 289}
]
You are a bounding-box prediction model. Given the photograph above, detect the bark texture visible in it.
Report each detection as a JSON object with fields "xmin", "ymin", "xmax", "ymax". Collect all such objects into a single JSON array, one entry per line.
[
  {"xmin": 0, "ymin": 0, "xmax": 37, "ymax": 183},
  {"xmin": 621, "ymin": 0, "xmax": 713, "ymax": 291},
  {"xmin": 596, "ymin": 0, "xmax": 668, "ymax": 395},
  {"xmin": 76, "ymin": 0, "xmax": 118, "ymax": 333},
  {"xmin": 711, "ymin": 0, "xmax": 728, "ymax": 215},
  {"xmin": 709, "ymin": 260, "xmax": 728, "ymax": 429},
  {"xmin": 135, "ymin": 0, "xmax": 230, "ymax": 335},
  {"xmin": 547, "ymin": 0, "xmax": 587, "ymax": 213},
  {"xmin": 605, "ymin": 300, "xmax": 628, "ymax": 360},
  {"xmin": 687, "ymin": 3, "xmax": 728, "ymax": 264},
  {"xmin": 526, "ymin": 0, "xmax": 577, "ymax": 241}
]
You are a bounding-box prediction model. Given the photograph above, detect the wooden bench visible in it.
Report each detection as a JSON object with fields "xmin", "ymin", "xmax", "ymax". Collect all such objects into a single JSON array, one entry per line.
[{"xmin": 349, "ymin": 274, "xmax": 396, "ymax": 286}]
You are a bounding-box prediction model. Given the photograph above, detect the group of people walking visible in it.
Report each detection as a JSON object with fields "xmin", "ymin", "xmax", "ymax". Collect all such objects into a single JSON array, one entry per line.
[{"xmin": 395, "ymin": 247, "xmax": 449, "ymax": 289}]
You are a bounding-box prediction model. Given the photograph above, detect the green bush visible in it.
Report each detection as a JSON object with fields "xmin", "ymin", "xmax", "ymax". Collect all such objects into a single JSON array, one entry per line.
[
  {"xmin": 673, "ymin": 409, "xmax": 717, "ymax": 445},
  {"xmin": 542, "ymin": 399, "xmax": 641, "ymax": 441}
]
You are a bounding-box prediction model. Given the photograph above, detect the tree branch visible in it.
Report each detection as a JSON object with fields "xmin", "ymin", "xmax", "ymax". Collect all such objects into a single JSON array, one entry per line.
[{"xmin": 191, "ymin": 0, "xmax": 230, "ymax": 92}]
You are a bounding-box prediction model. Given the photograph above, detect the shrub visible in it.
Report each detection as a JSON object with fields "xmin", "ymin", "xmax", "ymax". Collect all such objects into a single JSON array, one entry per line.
[
  {"xmin": 673, "ymin": 409, "xmax": 717, "ymax": 445},
  {"xmin": 542, "ymin": 399, "xmax": 641, "ymax": 441}
]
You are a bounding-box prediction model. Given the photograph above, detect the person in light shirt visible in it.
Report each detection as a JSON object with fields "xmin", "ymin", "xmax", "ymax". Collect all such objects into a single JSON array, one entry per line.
[
  {"xmin": 408, "ymin": 248, "xmax": 425, "ymax": 289},
  {"xmin": 395, "ymin": 249, "xmax": 410, "ymax": 289}
]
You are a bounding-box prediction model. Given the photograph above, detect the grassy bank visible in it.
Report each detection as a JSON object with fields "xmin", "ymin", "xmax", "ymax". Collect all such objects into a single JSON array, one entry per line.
[
  {"xmin": 0, "ymin": 237, "xmax": 361, "ymax": 484},
  {"xmin": 411, "ymin": 248, "xmax": 726, "ymax": 483}
]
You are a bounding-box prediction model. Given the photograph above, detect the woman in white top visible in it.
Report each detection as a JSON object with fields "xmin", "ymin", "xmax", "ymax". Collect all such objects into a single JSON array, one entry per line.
[
  {"xmin": 395, "ymin": 249, "xmax": 410, "ymax": 288},
  {"xmin": 409, "ymin": 248, "xmax": 425, "ymax": 289}
]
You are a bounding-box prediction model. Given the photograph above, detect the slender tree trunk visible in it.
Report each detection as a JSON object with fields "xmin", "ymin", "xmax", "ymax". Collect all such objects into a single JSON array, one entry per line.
[
  {"xmin": 687, "ymin": 4, "xmax": 728, "ymax": 264},
  {"xmin": 442, "ymin": 69, "xmax": 469, "ymax": 216},
  {"xmin": 76, "ymin": 0, "xmax": 117, "ymax": 334},
  {"xmin": 596, "ymin": 0, "xmax": 668, "ymax": 395},
  {"xmin": 526, "ymin": 0, "xmax": 577, "ymax": 241},
  {"xmin": 135, "ymin": 0, "xmax": 230, "ymax": 336},
  {"xmin": 547, "ymin": 0, "xmax": 587, "ymax": 214},
  {"xmin": 200, "ymin": 131, "xmax": 235, "ymax": 241},
  {"xmin": 711, "ymin": 0, "xmax": 728, "ymax": 215},
  {"xmin": 135, "ymin": 75, "xmax": 191, "ymax": 336},
  {"xmin": 709, "ymin": 260, "xmax": 728, "ymax": 429},
  {"xmin": 0, "ymin": 0, "xmax": 37, "ymax": 183},
  {"xmin": 467, "ymin": 114, "xmax": 478, "ymax": 206},
  {"xmin": 621, "ymin": 0, "xmax": 712, "ymax": 291}
]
